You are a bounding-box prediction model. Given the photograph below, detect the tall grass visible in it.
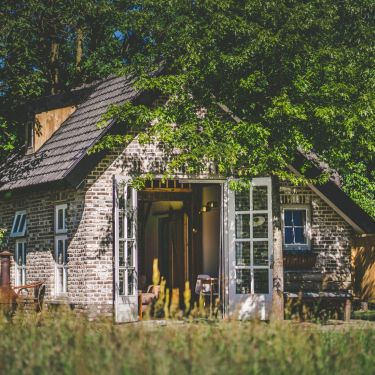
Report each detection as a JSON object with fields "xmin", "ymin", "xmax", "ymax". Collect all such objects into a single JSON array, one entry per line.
[{"xmin": 0, "ymin": 311, "xmax": 374, "ymax": 375}]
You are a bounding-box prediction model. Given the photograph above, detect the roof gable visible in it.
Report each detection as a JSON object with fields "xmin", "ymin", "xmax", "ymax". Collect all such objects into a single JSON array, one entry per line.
[{"xmin": 0, "ymin": 74, "xmax": 139, "ymax": 191}]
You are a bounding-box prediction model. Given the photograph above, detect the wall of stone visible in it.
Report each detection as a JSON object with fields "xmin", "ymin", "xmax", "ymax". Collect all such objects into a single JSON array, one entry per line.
[
  {"xmin": 280, "ymin": 183, "xmax": 354, "ymax": 292},
  {"xmin": 0, "ymin": 187, "xmax": 88, "ymax": 307},
  {"xmin": 0, "ymin": 134, "xmax": 356, "ymax": 317}
]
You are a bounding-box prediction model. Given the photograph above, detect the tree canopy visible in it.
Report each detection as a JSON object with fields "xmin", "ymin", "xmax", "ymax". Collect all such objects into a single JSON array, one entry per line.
[{"xmin": 1, "ymin": 0, "xmax": 374, "ymax": 216}]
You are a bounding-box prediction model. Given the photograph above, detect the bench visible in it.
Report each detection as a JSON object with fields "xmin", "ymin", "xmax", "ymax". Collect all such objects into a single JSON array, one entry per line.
[
  {"xmin": 284, "ymin": 291, "xmax": 352, "ymax": 321},
  {"xmin": 13, "ymin": 281, "xmax": 46, "ymax": 312}
]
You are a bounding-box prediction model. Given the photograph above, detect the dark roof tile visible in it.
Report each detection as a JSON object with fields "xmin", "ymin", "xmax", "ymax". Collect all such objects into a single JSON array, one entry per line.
[{"xmin": 0, "ymin": 74, "xmax": 138, "ymax": 191}]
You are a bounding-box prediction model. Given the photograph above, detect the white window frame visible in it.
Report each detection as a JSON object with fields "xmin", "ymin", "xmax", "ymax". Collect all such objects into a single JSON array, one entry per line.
[
  {"xmin": 10, "ymin": 210, "xmax": 27, "ymax": 237},
  {"xmin": 15, "ymin": 239, "xmax": 27, "ymax": 286},
  {"xmin": 281, "ymin": 205, "xmax": 311, "ymax": 250},
  {"xmin": 55, "ymin": 235, "xmax": 68, "ymax": 295},
  {"xmin": 55, "ymin": 204, "xmax": 68, "ymax": 234}
]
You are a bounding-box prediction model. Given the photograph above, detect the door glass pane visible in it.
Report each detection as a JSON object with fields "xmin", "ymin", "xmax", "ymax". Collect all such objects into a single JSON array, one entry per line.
[
  {"xmin": 235, "ymin": 190, "xmax": 250, "ymax": 211},
  {"xmin": 127, "ymin": 269, "xmax": 135, "ymax": 296},
  {"xmin": 253, "ymin": 186, "xmax": 267, "ymax": 210},
  {"xmin": 119, "ymin": 241, "xmax": 125, "ymax": 266},
  {"xmin": 236, "ymin": 269, "xmax": 251, "ymax": 294},
  {"xmin": 126, "ymin": 186, "xmax": 133, "ymax": 210},
  {"xmin": 253, "ymin": 241, "xmax": 269, "ymax": 266},
  {"xmin": 254, "ymin": 269, "xmax": 269, "ymax": 294},
  {"xmin": 127, "ymin": 241, "xmax": 134, "ymax": 267},
  {"xmin": 119, "ymin": 269, "xmax": 125, "ymax": 296},
  {"xmin": 118, "ymin": 186, "xmax": 125, "ymax": 210},
  {"xmin": 119, "ymin": 212, "xmax": 124, "ymax": 239},
  {"xmin": 235, "ymin": 242, "xmax": 250, "ymax": 266},
  {"xmin": 127, "ymin": 214, "xmax": 134, "ymax": 238},
  {"xmin": 235, "ymin": 214, "xmax": 250, "ymax": 238},
  {"xmin": 253, "ymin": 214, "xmax": 268, "ymax": 238}
]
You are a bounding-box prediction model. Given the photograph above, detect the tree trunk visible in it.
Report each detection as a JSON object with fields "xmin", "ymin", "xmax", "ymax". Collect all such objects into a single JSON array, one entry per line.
[
  {"xmin": 271, "ymin": 175, "xmax": 284, "ymax": 321},
  {"xmin": 50, "ymin": 40, "xmax": 59, "ymax": 94},
  {"xmin": 75, "ymin": 27, "xmax": 84, "ymax": 69}
]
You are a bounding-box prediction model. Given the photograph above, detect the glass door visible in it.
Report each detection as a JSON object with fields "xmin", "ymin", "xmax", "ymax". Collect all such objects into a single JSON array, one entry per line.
[
  {"xmin": 228, "ymin": 178, "xmax": 272, "ymax": 320},
  {"xmin": 113, "ymin": 176, "xmax": 138, "ymax": 322}
]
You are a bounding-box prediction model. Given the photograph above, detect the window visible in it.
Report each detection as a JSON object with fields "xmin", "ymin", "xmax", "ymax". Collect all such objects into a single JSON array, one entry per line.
[
  {"xmin": 55, "ymin": 235, "xmax": 68, "ymax": 294},
  {"xmin": 26, "ymin": 121, "xmax": 34, "ymax": 151},
  {"xmin": 282, "ymin": 207, "xmax": 311, "ymax": 250},
  {"xmin": 55, "ymin": 204, "xmax": 67, "ymax": 234},
  {"xmin": 15, "ymin": 240, "xmax": 27, "ymax": 286},
  {"xmin": 11, "ymin": 211, "xmax": 27, "ymax": 237}
]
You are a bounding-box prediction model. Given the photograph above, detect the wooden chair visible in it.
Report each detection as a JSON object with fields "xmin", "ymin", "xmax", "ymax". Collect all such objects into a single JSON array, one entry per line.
[{"xmin": 13, "ymin": 281, "xmax": 46, "ymax": 312}]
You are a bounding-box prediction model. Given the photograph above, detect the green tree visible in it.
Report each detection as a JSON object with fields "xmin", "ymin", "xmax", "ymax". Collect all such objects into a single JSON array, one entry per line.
[
  {"xmin": 0, "ymin": 0, "xmax": 136, "ymax": 152},
  {"xmin": 100, "ymin": 0, "xmax": 374, "ymax": 216}
]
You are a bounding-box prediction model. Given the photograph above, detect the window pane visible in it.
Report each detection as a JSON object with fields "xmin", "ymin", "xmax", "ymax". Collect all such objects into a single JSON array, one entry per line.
[
  {"xmin": 294, "ymin": 227, "xmax": 306, "ymax": 244},
  {"xmin": 22, "ymin": 244, "xmax": 27, "ymax": 265},
  {"xmin": 57, "ymin": 240, "xmax": 64, "ymax": 264},
  {"xmin": 127, "ymin": 269, "xmax": 135, "ymax": 296},
  {"xmin": 13, "ymin": 215, "xmax": 21, "ymax": 233},
  {"xmin": 17, "ymin": 243, "xmax": 22, "ymax": 265},
  {"xmin": 253, "ymin": 186, "xmax": 268, "ymax": 210},
  {"xmin": 235, "ymin": 214, "xmax": 250, "ymax": 239},
  {"xmin": 254, "ymin": 269, "xmax": 269, "ymax": 294},
  {"xmin": 285, "ymin": 227, "xmax": 294, "ymax": 244},
  {"xmin": 17, "ymin": 271, "xmax": 22, "ymax": 286},
  {"xmin": 119, "ymin": 269, "xmax": 125, "ymax": 296},
  {"xmin": 284, "ymin": 210, "xmax": 293, "ymax": 226},
  {"xmin": 64, "ymin": 269, "xmax": 68, "ymax": 293},
  {"xmin": 292, "ymin": 210, "xmax": 306, "ymax": 227},
  {"xmin": 235, "ymin": 242, "xmax": 250, "ymax": 266},
  {"xmin": 58, "ymin": 209, "xmax": 64, "ymax": 230},
  {"xmin": 17, "ymin": 248, "xmax": 23, "ymax": 266},
  {"xmin": 253, "ymin": 214, "xmax": 268, "ymax": 238},
  {"xmin": 22, "ymin": 269, "xmax": 26, "ymax": 285},
  {"xmin": 57, "ymin": 268, "xmax": 64, "ymax": 293},
  {"xmin": 19, "ymin": 215, "xmax": 26, "ymax": 233},
  {"xmin": 236, "ymin": 269, "xmax": 251, "ymax": 294},
  {"xmin": 253, "ymin": 241, "xmax": 269, "ymax": 266},
  {"xmin": 235, "ymin": 190, "xmax": 250, "ymax": 211},
  {"xmin": 64, "ymin": 240, "xmax": 68, "ymax": 264}
]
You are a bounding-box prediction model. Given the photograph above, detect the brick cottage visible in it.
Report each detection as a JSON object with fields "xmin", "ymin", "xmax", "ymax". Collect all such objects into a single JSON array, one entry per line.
[{"xmin": 0, "ymin": 74, "xmax": 374, "ymax": 321}]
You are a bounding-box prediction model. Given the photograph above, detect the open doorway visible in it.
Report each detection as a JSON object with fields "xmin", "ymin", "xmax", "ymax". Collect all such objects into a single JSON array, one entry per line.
[{"xmin": 137, "ymin": 180, "xmax": 222, "ymax": 307}]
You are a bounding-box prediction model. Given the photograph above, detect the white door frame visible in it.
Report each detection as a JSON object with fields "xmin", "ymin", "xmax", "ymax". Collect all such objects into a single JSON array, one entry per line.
[
  {"xmin": 227, "ymin": 177, "xmax": 273, "ymax": 320},
  {"xmin": 113, "ymin": 176, "xmax": 138, "ymax": 323}
]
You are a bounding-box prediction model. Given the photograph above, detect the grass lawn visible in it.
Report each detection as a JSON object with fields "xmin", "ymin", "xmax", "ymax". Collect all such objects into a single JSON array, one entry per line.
[
  {"xmin": 0, "ymin": 312, "xmax": 374, "ymax": 375},
  {"xmin": 353, "ymin": 310, "xmax": 375, "ymax": 321}
]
